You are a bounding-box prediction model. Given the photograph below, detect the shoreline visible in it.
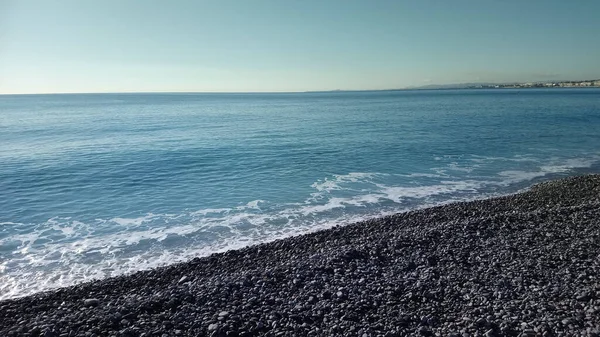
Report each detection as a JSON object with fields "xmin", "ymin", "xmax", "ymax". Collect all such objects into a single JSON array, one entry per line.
[{"xmin": 2, "ymin": 174, "xmax": 600, "ymax": 336}]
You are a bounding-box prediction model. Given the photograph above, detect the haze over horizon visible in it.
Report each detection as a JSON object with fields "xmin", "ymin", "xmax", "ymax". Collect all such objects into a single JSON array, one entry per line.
[{"xmin": 1, "ymin": 0, "xmax": 599, "ymax": 94}]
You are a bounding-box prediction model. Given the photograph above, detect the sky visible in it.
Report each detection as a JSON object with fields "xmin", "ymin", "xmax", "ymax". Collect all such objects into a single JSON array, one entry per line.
[{"xmin": 0, "ymin": 0, "xmax": 599, "ymax": 94}]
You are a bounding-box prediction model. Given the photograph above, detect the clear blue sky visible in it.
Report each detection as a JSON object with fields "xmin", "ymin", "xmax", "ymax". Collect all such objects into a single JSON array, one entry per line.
[{"xmin": 1, "ymin": 0, "xmax": 599, "ymax": 93}]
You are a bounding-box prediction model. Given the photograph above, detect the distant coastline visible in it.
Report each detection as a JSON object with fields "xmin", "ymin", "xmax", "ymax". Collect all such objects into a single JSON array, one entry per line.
[
  {"xmin": 402, "ymin": 79, "xmax": 600, "ymax": 90},
  {"xmin": 461, "ymin": 79, "xmax": 600, "ymax": 90},
  {"xmin": 304, "ymin": 79, "xmax": 600, "ymax": 93}
]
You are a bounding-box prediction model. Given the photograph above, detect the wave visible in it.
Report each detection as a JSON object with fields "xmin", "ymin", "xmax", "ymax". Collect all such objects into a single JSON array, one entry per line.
[
  {"xmin": 1, "ymin": 154, "xmax": 599, "ymax": 300},
  {"xmin": 497, "ymin": 157, "xmax": 598, "ymax": 185},
  {"xmin": 310, "ymin": 172, "xmax": 382, "ymax": 192}
]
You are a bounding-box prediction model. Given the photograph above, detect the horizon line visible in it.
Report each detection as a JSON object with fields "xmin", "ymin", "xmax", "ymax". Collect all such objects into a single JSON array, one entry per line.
[{"xmin": 0, "ymin": 89, "xmax": 413, "ymax": 96}]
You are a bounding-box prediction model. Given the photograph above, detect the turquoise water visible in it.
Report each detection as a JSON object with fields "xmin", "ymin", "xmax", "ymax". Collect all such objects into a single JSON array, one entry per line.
[{"xmin": 1, "ymin": 89, "xmax": 599, "ymax": 299}]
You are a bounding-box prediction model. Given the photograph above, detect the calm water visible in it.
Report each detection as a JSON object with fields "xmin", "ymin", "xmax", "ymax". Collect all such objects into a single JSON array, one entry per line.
[{"xmin": 1, "ymin": 89, "xmax": 599, "ymax": 299}]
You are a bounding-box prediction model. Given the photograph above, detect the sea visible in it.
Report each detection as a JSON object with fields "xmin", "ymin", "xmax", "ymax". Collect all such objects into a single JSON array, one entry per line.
[{"xmin": 1, "ymin": 88, "xmax": 599, "ymax": 300}]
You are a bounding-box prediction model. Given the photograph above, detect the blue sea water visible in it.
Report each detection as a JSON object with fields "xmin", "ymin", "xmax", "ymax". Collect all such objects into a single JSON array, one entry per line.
[{"xmin": 1, "ymin": 88, "xmax": 599, "ymax": 299}]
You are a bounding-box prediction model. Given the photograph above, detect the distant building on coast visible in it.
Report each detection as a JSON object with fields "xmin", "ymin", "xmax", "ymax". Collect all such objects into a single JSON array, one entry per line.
[
  {"xmin": 558, "ymin": 80, "xmax": 596, "ymax": 87},
  {"xmin": 469, "ymin": 79, "xmax": 600, "ymax": 89}
]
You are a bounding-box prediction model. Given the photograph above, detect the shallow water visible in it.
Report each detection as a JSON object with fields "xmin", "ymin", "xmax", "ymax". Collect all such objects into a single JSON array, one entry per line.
[{"xmin": 1, "ymin": 88, "xmax": 599, "ymax": 299}]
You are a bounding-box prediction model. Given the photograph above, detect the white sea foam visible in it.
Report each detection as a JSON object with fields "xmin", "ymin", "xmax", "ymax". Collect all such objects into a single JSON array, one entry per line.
[
  {"xmin": 447, "ymin": 162, "xmax": 477, "ymax": 173},
  {"xmin": 401, "ymin": 172, "xmax": 448, "ymax": 178},
  {"xmin": 497, "ymin": 156, "xmax": 598, "ymax": 185},
  {"xmin": 469, "ymin": 155, "xmax": 538, "ymax": 164},
  {"xmin": 0, "ymin": 207, "xmax": 394, "ymax": 300},
  {"xmin": 311, "ymin": 172, "xmax": 381, "ymax": 192},
  {"xmin": 497, "ymin": 170, "xmax": 553, "ymax": 184},
  {"xmin": 190, "ymin": 208, "xmax": 230, "ymax": 216},
  {"xmin": 237, "ymin": 199, "xmax": 264, "ymax": 210},
  {"xmin": 540, "ymin": 157, "xmax": 596, "ymax": 172},
  {"xmin": 376, "ymin": 180, "xmax": 482, "ymax": 203},
  {"xmin": 111, "ymin": 214, "xmax": 159, "ymax": 227}
]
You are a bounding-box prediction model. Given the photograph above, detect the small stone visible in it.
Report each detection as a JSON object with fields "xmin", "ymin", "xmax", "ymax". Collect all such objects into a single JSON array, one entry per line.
[
  {"xmin": 83, "ymin": 298, "xmax": 99, "ymax": 307},
  {"xmin": 208, "ymin": 323, "xmax": 219, "ymax": 331},
  {"xmin": 426, "ymin": 255, "xmax": 438, "ymax": 266},
  {"xmin": 576, "ymin": 292, "xmax": 590, "ymax": 301},
  {"xmin": 418, "ymin": 326, "xmax": 433, "ymax": 336}
]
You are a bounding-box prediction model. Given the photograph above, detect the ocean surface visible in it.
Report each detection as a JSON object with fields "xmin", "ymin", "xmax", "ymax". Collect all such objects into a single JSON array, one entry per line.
[{"xmin": 1, "ymin": 88, "xmax": 599, "ymax": 300}]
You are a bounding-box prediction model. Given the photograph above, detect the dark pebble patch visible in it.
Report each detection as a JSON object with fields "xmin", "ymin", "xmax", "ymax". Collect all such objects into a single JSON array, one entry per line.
[{"xmin": 2, "ymin": 174, "xmax": 600, "ymax": 336}]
